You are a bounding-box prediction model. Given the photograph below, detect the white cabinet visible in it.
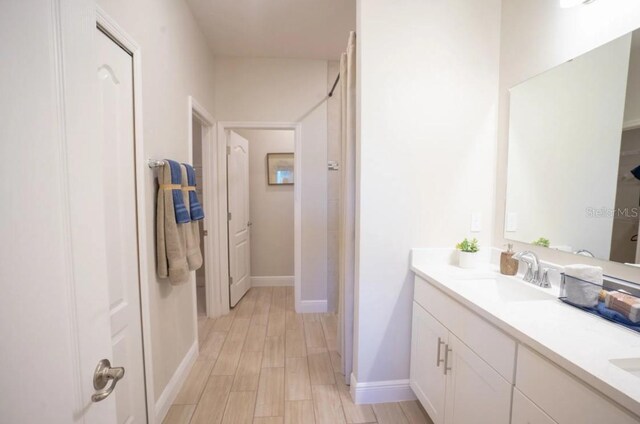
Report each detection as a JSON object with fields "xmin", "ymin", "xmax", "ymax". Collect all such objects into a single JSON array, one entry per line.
[
  {"xmin": 410, "ymin": 302, "xmax": 511, "ymax": 424},
  {"xmin": 410, "ymin": 302, "xmax": 448, "ymax": 424},
  {"xmin": 512, "ymin": 388, "xmax": 558, "ymax": 424},
  {"xmin": 516, "ymin": 346, "xmax": 639, "ymax": 424},
  {"xmin": 444, "ymin": 334, "xmax": 511, "ymax": 424}
]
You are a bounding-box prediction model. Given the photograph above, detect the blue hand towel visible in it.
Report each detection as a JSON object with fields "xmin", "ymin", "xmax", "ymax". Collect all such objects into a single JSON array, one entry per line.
[
  {"xmin": 595, "ymin": 302, "xmax": 640, "ymax": 329},
  {"xmin": 166, "ymin": 159, "xmax": 191, "ymax": 224},
  {"xmin": 182, "ymin": 163, "xmax": 205, "ymax": 221}
]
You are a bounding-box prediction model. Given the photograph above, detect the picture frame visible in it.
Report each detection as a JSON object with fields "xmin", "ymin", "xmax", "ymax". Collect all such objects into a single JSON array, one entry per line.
[{"xmin": 266, "ymin": 152, "xmax": 294, "ymax": 185}]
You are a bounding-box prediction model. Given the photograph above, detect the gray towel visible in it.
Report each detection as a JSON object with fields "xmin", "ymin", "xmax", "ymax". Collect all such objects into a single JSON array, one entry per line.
[
  {"xmin": 181, "ymin": 164, "xmax": 203, "ymax": 271},
  {"xmin": 156, "ymin": 163, "xmax": 189, "ymax": 284}
]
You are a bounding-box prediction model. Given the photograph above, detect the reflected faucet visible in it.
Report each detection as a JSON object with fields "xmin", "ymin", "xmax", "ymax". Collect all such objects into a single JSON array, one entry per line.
[
  {"xmin": 512, "ymin": 250, "xmax": 551, "ymax": 288},
  {"xmin": 575, "ymin": 249, "xmax": 595, "ymax": 258}
]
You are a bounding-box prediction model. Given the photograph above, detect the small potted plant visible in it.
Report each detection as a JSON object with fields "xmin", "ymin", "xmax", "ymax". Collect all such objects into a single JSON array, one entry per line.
[
  {"xmin": 456, "ymin": 237, "xmax": 480, "ymax": 269},
  {"xmin": 532, "ymin": 237, "xmax": 550, "ymax": 248}
]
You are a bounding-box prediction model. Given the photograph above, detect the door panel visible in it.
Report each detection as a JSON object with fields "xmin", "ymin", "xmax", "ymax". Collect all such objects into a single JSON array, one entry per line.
[
  {"xmin": 96, "ymin": 28, "xmax": 147, "ymax": 423},
  {"xmin": 228, "ymin": 131, "xmax": 251, "ymax": 306},
  {"xmin": 410, "ymin": 302, "xmax": 448, "ymax": 424},
  {"xmin": 444, "ymin": 334, "xmax": 511, "ymax": 424}
]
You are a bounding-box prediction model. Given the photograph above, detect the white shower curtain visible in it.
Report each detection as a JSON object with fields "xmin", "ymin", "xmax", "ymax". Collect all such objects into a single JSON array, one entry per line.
[{"xmin": 338, "ymin": 31, "xmax": 356, "ymax": 385}]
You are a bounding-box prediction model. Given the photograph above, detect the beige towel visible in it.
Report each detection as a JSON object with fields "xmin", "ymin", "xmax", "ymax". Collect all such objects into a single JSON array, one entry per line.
[
  {"xmin": 180, "ymin": 164, "xmax": 203, "ymax": 271},
  {"xmin": 156, "ymin": 164, "xmax": 189, "ymax": 284}
]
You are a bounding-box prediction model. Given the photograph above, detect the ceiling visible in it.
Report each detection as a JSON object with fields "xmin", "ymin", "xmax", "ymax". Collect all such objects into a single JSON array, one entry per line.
[{"xmin": 186, "ymin": 0, "xmax": 356, "ymax": 60}]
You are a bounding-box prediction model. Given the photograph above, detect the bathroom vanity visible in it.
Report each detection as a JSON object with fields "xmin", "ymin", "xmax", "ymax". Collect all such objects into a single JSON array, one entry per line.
[{"xmin": 409, "ymin": 249, "xmax": 640, "ymax": 424}]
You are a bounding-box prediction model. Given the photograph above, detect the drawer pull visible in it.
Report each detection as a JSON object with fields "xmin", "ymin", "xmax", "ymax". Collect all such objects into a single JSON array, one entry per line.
[
  {"xmin": 436, "ymin": 337, "xmax": 445, "ymax": 367},
  {"xmin": 444, "ymin": 345, "xmax": 453, "ymax": 375}
]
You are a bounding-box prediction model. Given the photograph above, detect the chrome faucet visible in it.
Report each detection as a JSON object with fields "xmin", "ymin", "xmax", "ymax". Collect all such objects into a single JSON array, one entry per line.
[
  {"xmin": 512, "ymin": 250, "xmax": 551, "ymax": 288},
  {"xmin": 574, "ymin": 249, "xmax": 595, "ymax": 258}
]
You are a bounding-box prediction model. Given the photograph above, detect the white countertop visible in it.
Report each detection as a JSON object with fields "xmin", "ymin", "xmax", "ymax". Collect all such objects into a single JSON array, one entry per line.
[{"xmin": 410, "ymin": 248, "xmax": 640, "ymax": 418}]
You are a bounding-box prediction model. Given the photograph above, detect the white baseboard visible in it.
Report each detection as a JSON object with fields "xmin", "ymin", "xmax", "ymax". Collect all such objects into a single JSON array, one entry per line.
[
  {"xmin": 251, "ymin": 275, "xmax": 294, "ymax": 287},
  {"xmin": 349, "ymin": 373, "xmax": 416, "ymax": 404},
  {"xmin": 297, "ymin": 299, "xmax": 328, "ymax": 313},
  {"xmin": 154, "ymin": 341, "xmax": 199, "ymax": 423}
]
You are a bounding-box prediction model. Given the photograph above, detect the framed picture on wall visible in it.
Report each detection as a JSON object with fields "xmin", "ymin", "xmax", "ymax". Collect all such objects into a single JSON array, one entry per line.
[{"xmin": 267, "ymin": 153, "xmax": 294, "ymax": 185}]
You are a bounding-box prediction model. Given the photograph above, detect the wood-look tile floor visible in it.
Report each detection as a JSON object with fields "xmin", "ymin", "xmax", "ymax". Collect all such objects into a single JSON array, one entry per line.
[{"xmin": 164, "ymin": 287, "xmax": 434, "ymax": 424}]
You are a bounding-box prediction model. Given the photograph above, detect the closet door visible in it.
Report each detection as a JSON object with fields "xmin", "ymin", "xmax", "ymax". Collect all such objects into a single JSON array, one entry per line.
[
  {"xmin": 410, "ymin": 302, "xmax": 448, "ymax": 424},
  {"xmin": 96, "ymin": 27, "xmax": 147, "ymax": 423},
  {"xmin": 227, "ymin": 130, "xmax": 251, "ymax": 306},
  {"xmin": 443, "ymin": 334, "xmax": 511, "ymax": 424}
]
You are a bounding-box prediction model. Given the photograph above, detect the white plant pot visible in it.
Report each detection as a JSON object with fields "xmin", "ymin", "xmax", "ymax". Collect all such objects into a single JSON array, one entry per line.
[{"xmin": 458, "ymin": 251, "xmax": 480, "ymax": 269}]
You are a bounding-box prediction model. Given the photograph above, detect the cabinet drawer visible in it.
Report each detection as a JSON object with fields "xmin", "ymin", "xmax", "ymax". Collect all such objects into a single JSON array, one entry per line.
[
  {"xmin": 512, "ymin": 388, "xmax": 557, "ymax": 424},
  {"xmin": 516, "ymin": 345, "xmax": 639, "ymax": 424},
  {"xmin": 414, "ymin": 276, "xmax": 516, "ymax": 382}
]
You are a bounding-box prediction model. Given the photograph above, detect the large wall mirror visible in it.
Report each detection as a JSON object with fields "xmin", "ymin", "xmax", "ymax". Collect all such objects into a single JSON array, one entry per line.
[{"xmin": 505, "ymin": 30, "xmax": 640, "ymax": 266}]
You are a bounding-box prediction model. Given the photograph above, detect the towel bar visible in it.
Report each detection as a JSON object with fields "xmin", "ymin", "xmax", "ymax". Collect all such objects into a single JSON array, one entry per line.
[{"xmin": 147, "ymin": 159, "xmax": 165, "ymax": 168}]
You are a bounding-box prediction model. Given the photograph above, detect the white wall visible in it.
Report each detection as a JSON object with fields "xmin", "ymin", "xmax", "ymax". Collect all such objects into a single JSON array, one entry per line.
[
  {"xmin": 506, "ymin": 34, "xmax": 630, "ymax": 259},
  {"xmin": 97, "ymin": 0, "xmax": 217, "ymax": 405},
  {"xmin": 354, "ymin": 0, "xmax": 502, "ymax": 384},
  {"xmin": 236, "ymin": 129, "xmax": 295, "ymax": 277},
  {"xmin": 496, "ymin": 0, "xmax": 640, "ymax": 283},
  {"xmin": 214, "ymin": 57, "xmax": 329, "ymax": 302}
]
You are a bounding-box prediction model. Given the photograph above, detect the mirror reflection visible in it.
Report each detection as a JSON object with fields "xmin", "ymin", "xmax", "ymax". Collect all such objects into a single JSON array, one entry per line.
[{"xmin": 505, "ymin": 30, "xmax": 640, "ymax": 266}]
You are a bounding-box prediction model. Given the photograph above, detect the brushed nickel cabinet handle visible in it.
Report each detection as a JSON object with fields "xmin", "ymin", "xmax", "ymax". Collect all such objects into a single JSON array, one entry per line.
[
  {"xmin": 443, "ymin": 345, "xmax": 453, "ymax": 375},
  {"xmin": 436, "ymin": 337, "xmax": 445, "ymax": 367}
]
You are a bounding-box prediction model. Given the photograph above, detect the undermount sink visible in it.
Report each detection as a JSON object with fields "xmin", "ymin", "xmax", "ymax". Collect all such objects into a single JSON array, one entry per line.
[
  {"xmin": 610, "ymin": 358, "xmax": 640, "ymax": 379},
  {"xmin": 455, "ymin": 275, "xmax": 557, "ymax": 302}
]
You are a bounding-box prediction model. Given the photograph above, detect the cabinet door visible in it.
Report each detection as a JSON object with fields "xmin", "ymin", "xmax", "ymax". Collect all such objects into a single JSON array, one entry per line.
[
  {"xmin": 444, "ymin": 334, "xmax": 512, "ymax": 424},
  {"xmin": 512, "ymin": 388, "xmax": 558, "ymax": 424},
  {"xmin": 410, "ymin": 302, "xmax": 448, "ymax": 424}
]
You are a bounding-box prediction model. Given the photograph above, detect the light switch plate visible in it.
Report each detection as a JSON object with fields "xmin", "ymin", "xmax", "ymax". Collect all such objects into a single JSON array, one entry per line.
[
  {"xmin": 506, "ymin": 212, "xmax": 518, "ymax": 232},
  {"xmin": 470, "ymin": 213, "xmax": 482, "ymax": 233}
]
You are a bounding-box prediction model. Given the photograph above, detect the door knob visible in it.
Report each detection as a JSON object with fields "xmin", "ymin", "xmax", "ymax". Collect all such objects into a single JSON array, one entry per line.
[
  {"xmin": 247, "ymin": 221, "xmax": 253, "ymax": 227},
  {"xmin": 91, "ymin": 359, "xmax": 125, "ymax": 402}
]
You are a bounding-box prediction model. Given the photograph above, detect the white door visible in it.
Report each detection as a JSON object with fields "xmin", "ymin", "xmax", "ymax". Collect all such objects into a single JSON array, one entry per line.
[
  {"xmin": 410, "ymin": 302, "xmax": 448, "ymax": 424},
  {"xmin": 97, "ymin": 28, "xmax": 147, "ymax": 422},
  {"xmin": 444, "ymin": 334, "xmax": 511, "ymax": 424},
  {"xmin": 227, "ymin": 131, "xmax": 251, "ymax": 307}
]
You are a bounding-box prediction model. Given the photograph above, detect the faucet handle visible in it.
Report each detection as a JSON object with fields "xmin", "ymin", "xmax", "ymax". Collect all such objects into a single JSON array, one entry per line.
[{"xmin": 539, "ymin": 267, "xmax": 552, "ymax": 288}]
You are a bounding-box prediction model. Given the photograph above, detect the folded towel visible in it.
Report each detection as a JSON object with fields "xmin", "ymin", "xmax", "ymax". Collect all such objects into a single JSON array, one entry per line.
[
  {"xmin": 165, "ymin": 159, "xmax": 191, "ymax": 224},
  {"xmin": 156, "ymin": 161, "xmax": 189, "ymax": 284},
  {"xmin": 605, "ymin": 291, "xmax": 640, "ymax": 323},
  {"xmin": 563, "ymin": 264, "xmax": 603, "ymax": 307},
  {"xmin": 595, "ymin": 302, "xmax": 640, "ymax": 329},
  {"xmin": 182, "ymin": 163, "xmax": 204, "ymax": 221},
  {"xmin": 181, "ymin": 164, "xmax": 203, "ymax": 271}
]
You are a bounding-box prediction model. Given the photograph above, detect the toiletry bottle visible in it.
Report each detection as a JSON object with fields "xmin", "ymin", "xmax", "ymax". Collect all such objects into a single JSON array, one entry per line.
[{"xmin": 500, "ymin": 244, "xmax": 518, "ymax": 276}]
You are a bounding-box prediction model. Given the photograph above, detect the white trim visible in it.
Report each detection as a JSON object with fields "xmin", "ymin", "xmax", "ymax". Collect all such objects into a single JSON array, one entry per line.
[
  {"xmin": 298, "ymin": 300, "xmax": 328, "ymax": 313},
  {"xmin": 349, "ymin": 373, "xmax": 417, "ymax": 405},
  {"xmin": 251, "ymin": 276, "xmax": 294, "ymax": 287},
  {"xmin": 96, "ymin": 8, "xmax": 156, "ymax": 423},
  {"xmin": 154, "ymin": 341, "xmax": 198, "ymax": 423},
  {"xmin": 187, "ymin": 97, "xmax": 217, "ymax": 328},
  {"xmin": 216, "ymin": 122, "xmax": 303, "ymax": 315}
]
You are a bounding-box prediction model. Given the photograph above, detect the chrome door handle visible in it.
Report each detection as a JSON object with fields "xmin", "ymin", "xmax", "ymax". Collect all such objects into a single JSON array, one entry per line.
[
  {"xmin": 436, "ymin": 337, "xmax": 445, "ymax": 367},
  {"xmin": 443, "ymin": 345, "xmax": 452, "ymax": 375},
  {"xmin": 91, "ymin": 359, "xmax": 125, "ymax": 402}
]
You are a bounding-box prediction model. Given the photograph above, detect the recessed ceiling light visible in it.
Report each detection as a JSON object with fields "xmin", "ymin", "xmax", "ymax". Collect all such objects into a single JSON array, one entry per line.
[{"xmin": 560, "ymin": 0, "xmax": 597, "ymax": 8}]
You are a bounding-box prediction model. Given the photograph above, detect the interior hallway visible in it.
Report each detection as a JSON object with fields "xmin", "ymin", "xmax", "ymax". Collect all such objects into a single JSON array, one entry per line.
[{"xmin": 163, "ymin": 287, "xmax": 433, "ymax": 424}]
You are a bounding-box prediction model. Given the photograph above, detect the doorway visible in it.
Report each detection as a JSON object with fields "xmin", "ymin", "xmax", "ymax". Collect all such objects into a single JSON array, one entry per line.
[
  {"xmin": 215, "ymin": 122, "xmax": 302, "ymax": 314},
  {"xmin": 226, "ymin": 129, "xmax": 296, "ymax": 307},
  {"xmin": 189, "ymin": 97, "xmax": 216, "ymax": 320}
]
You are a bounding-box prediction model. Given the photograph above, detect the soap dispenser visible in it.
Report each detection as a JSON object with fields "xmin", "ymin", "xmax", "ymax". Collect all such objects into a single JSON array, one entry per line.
[{"xmin": 500, "ymin": 244, "xmax": 518, "ymax": 276}]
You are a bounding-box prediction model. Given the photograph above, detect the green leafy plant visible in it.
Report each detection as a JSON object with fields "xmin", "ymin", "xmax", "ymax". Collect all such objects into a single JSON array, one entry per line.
[
  {"xmin": 532, "ymin": 237, "xmax": 550, "ymax": 248},
  {"xmin": 456, "ymin": 238, "xmax": 479, "ymax": 253}
]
